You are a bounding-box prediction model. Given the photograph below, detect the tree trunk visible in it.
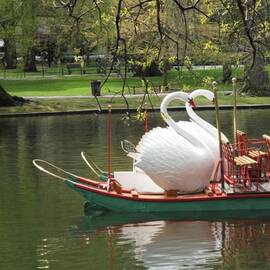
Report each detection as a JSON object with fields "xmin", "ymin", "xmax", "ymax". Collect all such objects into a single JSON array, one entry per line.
[
  {"xmin": 24, "ymin": 47, "xmax": 37, "ymax": 72},
  {"xmin": 47, "ymin": 41, "xmax": 55, "ymax": 68},
  {"xmin": 3, "ymin": 38, "xmax": 17, "ymax": 69},
  {"xmin": 162, "ymin": 58, "xmax": 170, "ymax": 91},
  {"xmin": 0, "ymin": 84, "xmax": 30, "ymax": 106},
  {"xmin": 222, "ymin": 63, "xmax": 232, "ymax": 83},
  {"xmin": 0, "ymin": 84, "xmax": 16, "ymax": 106},
  {"xmin": 242, "ymin": 54, "xmax": 270, "ymax": 96}
]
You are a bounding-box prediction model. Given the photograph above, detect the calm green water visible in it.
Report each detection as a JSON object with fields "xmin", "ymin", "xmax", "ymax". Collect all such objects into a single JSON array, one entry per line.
[{"xmin": 1, "ymin": 109, "xmax": 270, "ymax": 270}]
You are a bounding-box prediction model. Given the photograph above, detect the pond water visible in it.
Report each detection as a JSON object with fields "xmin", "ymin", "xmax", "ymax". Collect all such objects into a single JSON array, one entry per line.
[{"xmin": 1, "ymin": 109, "xmax": 270, "ymax": 270}]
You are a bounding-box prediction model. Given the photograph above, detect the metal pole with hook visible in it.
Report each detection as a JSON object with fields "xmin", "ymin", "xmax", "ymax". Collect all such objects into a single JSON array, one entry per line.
[
  {"xmin": 232, "ymin": 77, "xmax": 237, "ymax": 145},
  {"xmin": 213, "ymin": 81, "xmax": 225, "ymax": 188}
]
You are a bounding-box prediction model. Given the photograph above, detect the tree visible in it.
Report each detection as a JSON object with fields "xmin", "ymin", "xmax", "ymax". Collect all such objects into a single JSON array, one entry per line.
[
  {"xmin": 0, "ymin": 0, "xmax": 18, "ymax": 69},
  {"xmin": 20, "ymin": 0, "xmax": 38, "ymax": 72},
  {"xmin": 52, "ymin": 0, "xmax": 117, "ymax": 62},
  {"xmin": 235, "ymin": 0, "xmax": 270, "ymax": 95},
  {"xmin": 197, "ymin": 0, "xmax": 270, "ymax": 95}
]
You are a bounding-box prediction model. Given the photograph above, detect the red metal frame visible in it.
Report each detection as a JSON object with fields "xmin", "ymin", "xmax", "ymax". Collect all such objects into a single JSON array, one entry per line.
[
  {"xmin": 222, "ymin": 142, "xmax": 260, "ymax": 190},
  {"xmin": 222, "ymin": 142, "xmax": 237, "ymax": 185}
]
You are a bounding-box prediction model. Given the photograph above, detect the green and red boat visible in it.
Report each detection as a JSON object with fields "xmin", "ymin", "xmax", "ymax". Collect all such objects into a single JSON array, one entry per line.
[
  {"xmin": 67, "ymin": 176, "xmax": 270, "ymax": 214},
  {"xmin": 33, "ymin": 151, "xmax": 270, "ymax": 216}
]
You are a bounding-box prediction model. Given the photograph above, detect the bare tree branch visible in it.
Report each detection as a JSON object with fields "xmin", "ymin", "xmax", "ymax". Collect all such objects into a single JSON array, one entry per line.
[
  {"xmin": 236, "ymin": 0, "xmax": 257, "ymax": 67},
  {"xmin": 93, "ymin": 0, "xmax": 103, "ymax": 32}
]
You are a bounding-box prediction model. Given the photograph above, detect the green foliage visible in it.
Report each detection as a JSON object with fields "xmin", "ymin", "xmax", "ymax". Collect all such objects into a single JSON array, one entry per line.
[
  {"xmin": 0, "ymin": 0, "xmax": 269, "ymax": 96},
  {"xmin": 202, "ymin": 76, "xmax": 215, "ymax": 88},
  {"xmin": 182, "ymin": 84, "xmax": 192, "ymax": 92},
  {"xmin": 135, "ymin": 108, "xmax": 147, "ymax": 122},
  {"xmin": 184, "ymin": 56, "xmax": 193, "ymax": 69}
]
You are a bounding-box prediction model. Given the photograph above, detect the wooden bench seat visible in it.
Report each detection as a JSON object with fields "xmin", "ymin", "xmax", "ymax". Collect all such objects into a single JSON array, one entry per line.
[
  {"xmin": 234, "ymin": 155, "xmax": 257, "ymax": 166},
  {"xmin": 248, "ymin": 150, "xmax": 267, "ymax": 159}
]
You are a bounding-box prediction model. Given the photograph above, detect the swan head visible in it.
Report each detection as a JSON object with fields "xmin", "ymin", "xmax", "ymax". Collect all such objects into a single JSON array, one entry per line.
[
  {"xmin": 161, "ymin": 91, "xmax": 191, "ymax": 115},
  {"xmin": 160, "ymin": 92, "xmax": 196, "ymax": 119},
  {"xmin": 188, "ymin": 97, "xmax": 196, "ymax": 108},
  {"xmin": 190, "ymin": 89, "xmax": 215, "ymax": 104},
  {"xmin": 161, "ymin": 91, "xmax": 195, "ymax": 129}
]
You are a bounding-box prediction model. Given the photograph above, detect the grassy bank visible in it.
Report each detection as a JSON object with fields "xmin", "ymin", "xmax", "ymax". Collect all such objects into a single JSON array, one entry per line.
[{"xmin": 1, "ymin": 94, "xmax": 270, "ymax": 115}]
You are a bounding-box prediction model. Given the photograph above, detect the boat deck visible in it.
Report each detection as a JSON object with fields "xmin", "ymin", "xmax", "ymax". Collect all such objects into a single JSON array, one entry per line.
[{"xmin": 224, "ymin": 181, "xmax": 270, "ymax": 194}]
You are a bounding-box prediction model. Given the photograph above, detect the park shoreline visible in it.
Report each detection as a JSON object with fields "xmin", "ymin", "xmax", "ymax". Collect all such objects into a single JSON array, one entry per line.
[{"xmin": 1, "ymin": 104, "xmax": 270, "ymax": 118}]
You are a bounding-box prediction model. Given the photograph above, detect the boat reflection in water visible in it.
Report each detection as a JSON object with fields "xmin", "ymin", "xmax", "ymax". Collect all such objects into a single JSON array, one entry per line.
[
  {"xmin": 117, "ymin": 220, "xmax": 220, "ymax": 269},
  {"xmin": 77, "ymin": 213, "xmax": 220, "ymax": 269},
  {"xmin": 75, "ymin": 212, "xmax": 270, "ymax": 269}
]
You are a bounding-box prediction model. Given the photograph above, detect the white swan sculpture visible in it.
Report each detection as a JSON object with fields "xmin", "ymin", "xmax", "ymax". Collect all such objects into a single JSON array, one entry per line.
[
  {"xmin": 163, "ymin": 90, "xmax": 228, "ymax": 179},
  {"xmin": 134, "ymin": 92, "xmax": 215, "ymax": 193}
]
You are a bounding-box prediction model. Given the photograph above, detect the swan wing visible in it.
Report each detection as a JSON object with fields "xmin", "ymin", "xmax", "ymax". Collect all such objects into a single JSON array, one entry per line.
[
  {"xmin": 136, "ymin": 127, "xmax": 173, "ymax": 153},
  {"xmin": 135, "ymin": 127, "xmax": 215, "ymax": 192}
]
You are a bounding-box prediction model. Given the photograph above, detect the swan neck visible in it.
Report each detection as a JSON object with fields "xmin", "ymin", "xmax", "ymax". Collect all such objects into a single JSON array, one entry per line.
[
  {"xmin": 186, "ymin": 101, "xmax": 217, "ymax": 138},
  {"xmin": 160, "ymin": 93, "xmax": 205, "ymax": 147}
]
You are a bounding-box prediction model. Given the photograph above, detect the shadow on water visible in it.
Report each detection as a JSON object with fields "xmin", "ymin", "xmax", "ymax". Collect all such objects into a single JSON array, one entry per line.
[
  {"xmin": 82, "ymin": 204, "xmax": 270, "ymax": 230},
  {"xmin": 70, "ymin": 211, "xmax": 270, "ymax": 269}
]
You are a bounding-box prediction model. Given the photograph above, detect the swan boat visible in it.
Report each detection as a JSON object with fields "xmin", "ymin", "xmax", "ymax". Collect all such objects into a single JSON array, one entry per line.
[
  {"xmin": 33, "ymin": 89, "xmax": 270, "ymax": 215},
  {"xmin": 33, "ymin": 158, "xmax": 270, "ymax": 215}
]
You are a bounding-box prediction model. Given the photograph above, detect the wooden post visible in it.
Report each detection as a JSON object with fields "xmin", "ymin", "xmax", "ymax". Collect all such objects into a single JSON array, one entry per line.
[
  {"xmin": 232, "ymin": 77, "xmax": 237, "ymax": 145},
  {"xmin": 213, "ymin": 81, "xmax": 225, "ymax": 188}
]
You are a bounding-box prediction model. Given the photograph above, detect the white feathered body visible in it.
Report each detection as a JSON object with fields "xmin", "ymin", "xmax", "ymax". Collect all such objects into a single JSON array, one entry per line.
[
  {"xmin": 178, "ymin": 120, "xmax": 219, "ymax": 159},
  {"xmin": 183, "ymin": 100, "xmax": 229, "ymax": 180},
  {"xmin": 177, "ymin": 120, "xmax": 220, "ymax": 173},
  {"xmin": 135, "ymin": 126, "xmax": 215, "ymax": 193}
]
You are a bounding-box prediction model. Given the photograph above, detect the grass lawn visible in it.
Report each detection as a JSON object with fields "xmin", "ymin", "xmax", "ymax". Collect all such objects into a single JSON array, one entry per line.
[
  {"xmin": 0, "ymin": 67, "xmax": 244, "ymax": 97},
  {"xmin": 1, "ymin": 66, "xmax": 270, "ymax": 115}
]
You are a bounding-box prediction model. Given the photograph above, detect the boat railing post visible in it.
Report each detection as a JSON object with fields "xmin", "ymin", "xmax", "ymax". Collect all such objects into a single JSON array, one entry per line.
[
  {"xmin": 213, "ymin": 81, "xmax": 225, "ymax": 189},
  {"xmin": 107, "ymin": 105, "xmax": 112, "ymax": 185},
  {"xmin": 232, "ymin": 77, "xmax": 237, "ymax": 146}
]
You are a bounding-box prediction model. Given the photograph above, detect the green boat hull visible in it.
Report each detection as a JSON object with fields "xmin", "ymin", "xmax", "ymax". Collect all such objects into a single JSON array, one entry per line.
[{"xmin": 65, "ymin": 181, "xmax": 270, "ymax": 215}]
